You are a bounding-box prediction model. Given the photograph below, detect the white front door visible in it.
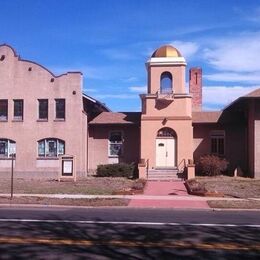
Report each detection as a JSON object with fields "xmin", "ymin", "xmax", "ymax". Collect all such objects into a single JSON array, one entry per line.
[{"xmin": 156, "ymin": 138, "xmax": 176, "ymax": 167}]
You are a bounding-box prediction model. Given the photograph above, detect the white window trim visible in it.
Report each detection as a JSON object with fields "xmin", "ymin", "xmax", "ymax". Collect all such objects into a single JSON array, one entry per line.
[
  {"xmin": 108, "ymin": 131, "xmax": 124, "ymax": 158},
  {"xmin": 38, "ymin": 138, "xmax": 65, "ymax": 158},
  {"xmin": 0, "ymin": 139, "xmax": 16, "ymax": 158}
]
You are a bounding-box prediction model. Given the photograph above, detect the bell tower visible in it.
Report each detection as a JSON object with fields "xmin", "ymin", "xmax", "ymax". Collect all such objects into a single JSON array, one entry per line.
[{"xmin": 139, "ymin": 45, "xmax": 193, "ymax": 178}]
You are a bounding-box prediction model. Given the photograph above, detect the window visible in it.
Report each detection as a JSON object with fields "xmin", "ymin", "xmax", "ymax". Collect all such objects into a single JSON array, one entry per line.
[
  {"xmin": 55, "ymin": 99, "xmax": 65, "ymax": 119},
  {"xmin": 211, "ymin": 130, "xmax": 225, "ymax": 156},
  {"xmin": 160, "ymin": 72, "xmax": 173, "ymax": 94},
  {"xmin": 0, "ymin": 139, "xmax": 16, "ymax": 158},
  {"xmin": 109, "ymin": 131, "xmax": 123, "ymax": 157},
  {"xmin": 13, "ymin": 100, "xmax": 23, "ymax": 120},
  {"xmin": 38, "ymin": 138, "xmax": 65, "ymax": 157},
  {"xmin": 0, "ymin": 100, "xmax": 8, "ymax": 121},
  {"xmin": 157, "ymin": 127, "xmax": 176, "ymax": 138},
  {"xmin": 38, "ymin": 99, "xmax": 48, "ymax": 120}
]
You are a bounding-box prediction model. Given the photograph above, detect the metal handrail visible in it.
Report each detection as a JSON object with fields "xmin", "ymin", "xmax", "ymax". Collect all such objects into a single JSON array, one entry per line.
[
  {"xmin": 146, "ymin": 159, "xmax": 149, "ymax": 179},
  {"xmin": 178, "ymin": 158, "xmax": 186, "ymax": 173}
]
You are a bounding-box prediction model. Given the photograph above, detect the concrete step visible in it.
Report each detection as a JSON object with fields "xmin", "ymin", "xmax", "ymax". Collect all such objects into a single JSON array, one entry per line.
[{"xmin": 147, "ymin": 169, "xmax": 182, "ymax": 180}]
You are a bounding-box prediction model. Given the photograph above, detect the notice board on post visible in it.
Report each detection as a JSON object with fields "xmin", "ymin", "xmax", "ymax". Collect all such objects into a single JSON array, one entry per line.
[{"xmin": 59, "ymin": 155, "xmax": 76, "ymax": 182}]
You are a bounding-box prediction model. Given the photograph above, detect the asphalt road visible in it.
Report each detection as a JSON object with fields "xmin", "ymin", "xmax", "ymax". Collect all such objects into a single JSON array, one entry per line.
[{"xmin": 0, "ymin": 207, "xmax": 259, "ymax": 259}]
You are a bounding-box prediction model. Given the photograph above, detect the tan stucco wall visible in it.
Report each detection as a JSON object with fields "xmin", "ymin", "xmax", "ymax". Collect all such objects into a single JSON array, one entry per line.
[
  {"xmin": 140, "ymin": 118, "xmax": 193, "ymax": 169},
  {"xmin": 0, "ymin": 45, "xmax": 87, "ymax": 178},
  {"xmin": 88, "ymin": 125, "xmax": 140, "ymax": 172},
  {"xmin": 148, "ymin": 65, "xmax": 186, "ymax": 94},
  {"xmin": 193, "ymin": 123, "xmax": 247, "ymax": 175}
]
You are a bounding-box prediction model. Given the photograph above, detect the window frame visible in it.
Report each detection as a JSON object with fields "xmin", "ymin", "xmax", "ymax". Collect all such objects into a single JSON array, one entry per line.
[
  {"xmin": 13, "ymin": 99, "xmax": 24, "ymax": 121},
  {"xmin": 38, "ymin": 99, "xmax": 48, "ymax": 120},
  {"xmin": 55, "ymin": 99, "xmax": 65, "ymax": 120},
  {"xmin": 108, "ymin": 131, "xmax": 123, "ymax": 157},
  {"xmin": 0, "ymin": 139, "xmax": 16, "ymax": 158},
  {"xmin": 38, "ymin": 138, "xmax": 65, "ymax": 158},
  {"xmin": 0, "ymin": 99, "xmax": 8, "ymax": 121},
  {"xmin": 210, "ymin": 130, "xmax": 225, "ymax": 156}
]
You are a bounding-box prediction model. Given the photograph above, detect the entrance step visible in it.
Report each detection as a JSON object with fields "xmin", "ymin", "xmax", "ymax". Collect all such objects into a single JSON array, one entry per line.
[{"xmin": 148, "ymin": 168, "xmax": 184, "ymax": 180}]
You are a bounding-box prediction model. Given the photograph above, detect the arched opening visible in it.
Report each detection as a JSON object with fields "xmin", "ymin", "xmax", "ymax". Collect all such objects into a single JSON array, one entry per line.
[
  {"xmin": 38, "ymin": 138, "xmax": 65, "ymax": 157},
  {"xmin": 156, "ymin": 127, "xmax": 177, "ymax": 167},
  {"xmin": 160, "ymin": 72, "xmax": 173, "ymax": 94}
]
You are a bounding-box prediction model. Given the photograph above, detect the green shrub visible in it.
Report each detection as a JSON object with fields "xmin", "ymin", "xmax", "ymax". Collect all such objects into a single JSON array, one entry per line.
[
  {"xmin": 96, "ymin": 163, "xmax": 135, "ymax": 178},
  {"xmin": 198, "ymin": 155, "xmax": 229, "ymax": 176}
]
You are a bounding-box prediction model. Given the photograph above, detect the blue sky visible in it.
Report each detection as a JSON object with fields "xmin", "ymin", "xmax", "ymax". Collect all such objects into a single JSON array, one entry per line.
[{"xmin": 1, "ymin": 0, "xmax": 260, "ymax": 111}]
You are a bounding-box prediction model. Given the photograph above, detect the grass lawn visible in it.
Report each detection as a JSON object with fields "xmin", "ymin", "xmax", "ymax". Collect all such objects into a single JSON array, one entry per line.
[
  {"xmin": 187, "ymin": 176, "xmax": 260, "ymax": 209},
  {"xmin": 193, "ymin": 176, "xmax": 260, "ymax": 199},
  {"xmin": 0, "ymin": 197, "xmax": 129, "ymax": 207},
  {"xmin": 0, "ymin": 177, "xmax": 145, "ymax": 195}
]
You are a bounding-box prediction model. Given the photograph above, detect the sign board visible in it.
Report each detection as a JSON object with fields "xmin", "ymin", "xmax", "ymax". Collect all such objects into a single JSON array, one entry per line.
[
  {"xmin": 62, "ymin": 160, "xmax": 73, "ymax": 176},
  {"xmin": 59, "ymin": 155, "xmax": 76, "ymax": 181}
]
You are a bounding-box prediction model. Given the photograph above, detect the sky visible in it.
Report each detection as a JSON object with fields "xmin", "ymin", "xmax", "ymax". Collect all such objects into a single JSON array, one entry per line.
[{"xmin": 1, "ymin": 0, "xmax": 260, "ymax": 111}]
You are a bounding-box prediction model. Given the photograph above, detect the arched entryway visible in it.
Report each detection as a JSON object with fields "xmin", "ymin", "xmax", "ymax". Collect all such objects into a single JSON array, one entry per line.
[{"xmin": 156, "ymin": 127, "xmax": 177, "ymax": 168}]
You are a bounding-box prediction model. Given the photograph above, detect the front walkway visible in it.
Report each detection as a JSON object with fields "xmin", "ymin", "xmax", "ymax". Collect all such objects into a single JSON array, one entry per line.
[{"xmin": 128, "ymin": 180, "xmax": 210, "ymax": 209}]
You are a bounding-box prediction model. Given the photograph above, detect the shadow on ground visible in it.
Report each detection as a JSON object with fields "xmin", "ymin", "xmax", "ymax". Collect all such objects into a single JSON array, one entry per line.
[{"xmin": 0, "ymin": 212, "xmax": 259, "ymax": 259}]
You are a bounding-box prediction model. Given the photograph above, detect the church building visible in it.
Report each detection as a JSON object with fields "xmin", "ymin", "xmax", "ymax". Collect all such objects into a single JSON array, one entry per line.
[{"xmin": 0, "ymin": 43, "xmax": 260, "ymax": 179}]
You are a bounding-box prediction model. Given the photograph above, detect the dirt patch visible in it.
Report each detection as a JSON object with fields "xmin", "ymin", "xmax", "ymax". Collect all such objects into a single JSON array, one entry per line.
[
  {"xmin": 0, "ymin": 196, "xmax": 129, "ymax": 207},
  {"xmin": 187, "ymin": 176, "xmax": 260, "ymax": 198},
  {"xmin": 0, "ymin": 177, "xmax": 146, "ymax": 195},
  {"xmin": 208, "ymin": 200, "xmax": 260, "ymax": 209}
]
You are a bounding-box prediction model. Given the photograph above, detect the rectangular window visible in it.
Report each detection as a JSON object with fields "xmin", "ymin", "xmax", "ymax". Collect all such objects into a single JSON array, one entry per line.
[
  {"xmin": 0, "ymin": 139, "xmax": 16, "ymax": 158},
  {"xmin": 55, "ymin": 99, "xmax": 65, "ymax": 120},
  {"xmin": 210, "ymin": 130, "xmax": 225, "ymax": 156},
  {"xmin": 38, "ymin": 99, "xmax": 48, "ymax": 120},
  {"xmin": 109, "ymin": 131, "xmax": 123, "ymax": 157},
  {"xmin": 0, "ymin": 100, "xmax": 8, "ymax": 121},
  {"xmin": 13, "ymin": 99, "xmax": 23, "ymax": 120}
]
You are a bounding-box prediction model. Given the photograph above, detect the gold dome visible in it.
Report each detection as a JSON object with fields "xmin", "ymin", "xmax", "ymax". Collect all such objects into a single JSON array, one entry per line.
[{"xmin": 151, "ymin": 45, "xmax": 182, "ymax": 58}]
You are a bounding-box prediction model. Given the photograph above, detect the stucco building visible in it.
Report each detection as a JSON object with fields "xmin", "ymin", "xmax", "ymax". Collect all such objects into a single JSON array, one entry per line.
[{"xmin": 1, "ymin": 43, "xmax": 260, "ymax": 179}]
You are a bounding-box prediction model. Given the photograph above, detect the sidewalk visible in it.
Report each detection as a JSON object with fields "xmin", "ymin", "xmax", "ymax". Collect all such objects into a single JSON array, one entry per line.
[
  {"xmin": 0, "ymin": 181, "xmax": 259, "ymax": 209},
  {"xmin": 128, "ymin": 180, "xmax": 210, "ymax": 209}
]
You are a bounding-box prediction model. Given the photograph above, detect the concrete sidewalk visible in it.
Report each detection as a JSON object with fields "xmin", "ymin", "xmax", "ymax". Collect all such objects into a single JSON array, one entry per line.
[
  {"xmin": 128, "ymin": 180, "xmax": 209, "ymax": 209},
  {"xmin": 1, "ymin": 181, "xmax": 258, "ymax": 209},
  {"xmin": 0, "ymin": 181, "xmax": 260, "ymax": 209}
]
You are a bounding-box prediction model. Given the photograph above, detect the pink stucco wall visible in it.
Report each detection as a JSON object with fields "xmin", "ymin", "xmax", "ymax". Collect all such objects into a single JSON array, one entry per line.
[
  {"xmin": 0, "ymin": 45, "xmax": 88, "ymax": 178},
  {"xmin": 88, "ymin": 125, "xmax": 140, "ymax": 172}
]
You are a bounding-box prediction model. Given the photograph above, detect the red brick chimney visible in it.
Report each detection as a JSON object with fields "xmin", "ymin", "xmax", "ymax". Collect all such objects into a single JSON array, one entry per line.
[{"xmin": 189, "ymin": 67, "xmax": 202, "ymax": 111}]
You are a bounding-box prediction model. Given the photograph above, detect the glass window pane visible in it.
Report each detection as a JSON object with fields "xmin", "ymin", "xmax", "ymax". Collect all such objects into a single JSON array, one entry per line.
[
  {"xmin": 38, "ymin": 99, "xmax": 48, "ymax": 119},
  {"xmin": 58, "ymin": 140, "xmax": 65, "ymax": 155},
  {"xmin": 0, "ymin": 100, "xmax": 8, "ymax": 120},
  {"xmin": 109, "ymin": 132, "xmax": 122, "ymax": 143},
  {"xmin": 38, "ymin": 140, "xmax": 45, "ymax": 157},
  {"xmin": 55, "ymin": 99, "xmax": 65, "ymax": 119},
  {"xmin": 110, "ymin": 144, "xmax": 122, "ymax": 156},
  {"xmin": 47, "ymin": 140, "xmax": 57, "ymax": 157},
  {"xmin": 14, "ymin": 100, "xmax": 23, "ymax": 120},
  {"xmin": 0, "ymin": 140, "xmax": 7, "ymax": 156}
]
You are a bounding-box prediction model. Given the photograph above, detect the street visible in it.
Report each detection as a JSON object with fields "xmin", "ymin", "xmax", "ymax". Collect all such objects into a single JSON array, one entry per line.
[{"xmin": 0, "ymin": 207, "xmax": 259, "ymax": 259}]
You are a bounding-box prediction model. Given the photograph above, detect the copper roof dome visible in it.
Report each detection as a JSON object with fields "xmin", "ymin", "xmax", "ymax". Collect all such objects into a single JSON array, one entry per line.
[{"xmin": 151, "ymin": 45, "xmax": 182, "ymax": 58}]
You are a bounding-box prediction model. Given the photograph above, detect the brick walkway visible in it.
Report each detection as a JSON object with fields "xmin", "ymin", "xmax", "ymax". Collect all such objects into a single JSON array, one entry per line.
[{"xmin": 128, "ymin": 180, "xmax": 210, "ymax": 209}]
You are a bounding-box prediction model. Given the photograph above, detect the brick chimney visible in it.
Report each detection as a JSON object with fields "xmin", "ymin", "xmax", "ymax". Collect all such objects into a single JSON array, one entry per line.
[{"xmin": 189, "ymin": 67, "xmax": 202, "ymax": 111}]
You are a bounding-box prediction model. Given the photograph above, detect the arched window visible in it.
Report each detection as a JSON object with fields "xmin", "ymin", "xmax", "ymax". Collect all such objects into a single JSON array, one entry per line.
[
  {"xmin": 160, "ymin": 72, "xmax": 173, "ymax": 94},
  {"xmin": 157, "ymin": 127, "xmax": 176, "ymax": 138},
  {"xmin": 38, "ymin": 138, "xmax": 65, "ymax": 157},
  {"xmin": 0, "ymin": 139, "xmax": 16, "ymax": 158}
]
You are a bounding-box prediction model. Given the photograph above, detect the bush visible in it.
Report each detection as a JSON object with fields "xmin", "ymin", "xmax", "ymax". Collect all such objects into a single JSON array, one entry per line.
[
  {"xmin": 96, "ymin": 163, "xmax": 135, "ymax": 178},
  {"xmin": 198, "ymin": 155, "xmax": 229, "ymax": 176}
]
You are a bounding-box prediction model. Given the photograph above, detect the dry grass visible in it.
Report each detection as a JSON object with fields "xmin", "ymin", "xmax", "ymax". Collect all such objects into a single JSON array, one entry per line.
[
  {"xmin": 0, "ymin": 177, "xmax": 145, "ymax": 195},
  {"xmin": 0, "ymin": 196, "xmax": 129, "ymax": 207},
  {"xmin": 195, "ymin": 176, "xmax": 260, "ymax": 198},
  {"xmin": 208, "ymin": 200, "xmax": 260, "ymax": 209}
]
